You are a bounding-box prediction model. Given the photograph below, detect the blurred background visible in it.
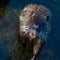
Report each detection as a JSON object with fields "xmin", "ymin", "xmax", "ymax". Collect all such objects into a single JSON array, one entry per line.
[{"xmin": 0, "ymin": 0, "xmax": 60, "ymax": 60}]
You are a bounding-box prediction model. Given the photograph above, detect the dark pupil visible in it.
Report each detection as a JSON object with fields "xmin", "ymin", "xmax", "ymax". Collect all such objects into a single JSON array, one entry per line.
[
  {"xmin": 35, "ymin": 23, "xmax": 41, "ymax": 32},
  {"xmin": 36, "ymin": 27, "xmax": 40, "ymax": 32}
]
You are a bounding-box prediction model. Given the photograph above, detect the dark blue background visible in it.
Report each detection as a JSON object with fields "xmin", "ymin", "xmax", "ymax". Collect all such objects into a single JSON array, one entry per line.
[{"xmin": 0, "ymin": 0, "xmax": 60, "ymax": 60}]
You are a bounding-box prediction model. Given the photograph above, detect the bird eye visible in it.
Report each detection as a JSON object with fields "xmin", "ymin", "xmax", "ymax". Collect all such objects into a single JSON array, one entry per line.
[{"xmin": 31, "ymin": 24, "xmax": 38, "ymax": 29}]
